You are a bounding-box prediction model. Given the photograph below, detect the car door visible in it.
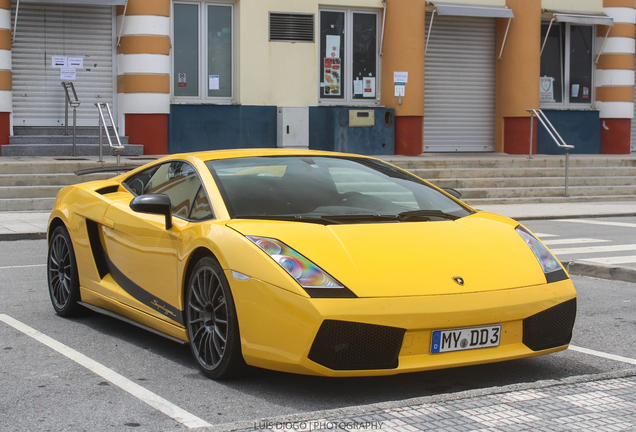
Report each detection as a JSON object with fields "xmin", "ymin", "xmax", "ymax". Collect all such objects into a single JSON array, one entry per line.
[{"xmin": 101, "ymin": 161, "xmax": 207, "ymax": 326}]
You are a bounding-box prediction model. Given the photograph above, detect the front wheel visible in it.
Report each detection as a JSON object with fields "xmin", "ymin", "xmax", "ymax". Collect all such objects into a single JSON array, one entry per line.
[
  {"xmin": 47, "ymin": 225, "xmax": 82, "ymax": 317},
  {"xmin": 186, "ymin": 256, "xmax": 246, "ymax": 380}
]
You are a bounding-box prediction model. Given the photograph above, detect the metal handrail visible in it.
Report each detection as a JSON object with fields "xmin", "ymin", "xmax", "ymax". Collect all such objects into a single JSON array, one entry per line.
[
  {"xmin": 95, "ymin": 103, "xmax": 124, "ymax": 165},
  {"xmin": 526, "ymin": 109, "xmax": 575, "ymax": 197},
  {"xmin": 62, "ymin": 82, "xmax": 80, "ymax": 156}
]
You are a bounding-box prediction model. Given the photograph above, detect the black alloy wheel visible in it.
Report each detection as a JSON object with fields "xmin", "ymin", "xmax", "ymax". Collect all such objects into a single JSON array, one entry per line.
[
  {"xmin": 47, "ymin": 225, "xmax": 82, "ymax": 317},
  {"xmin": 186, "ymin": 256, "xmax": 246, "ymax": 379}
]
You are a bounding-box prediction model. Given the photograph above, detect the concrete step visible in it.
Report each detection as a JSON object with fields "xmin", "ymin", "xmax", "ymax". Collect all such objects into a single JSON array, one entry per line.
[
  {"xmin": 0, "ymin": 158, "xmax": 151, "ymax": 174},
  {"xmin": 431, "ymin": 176, "xmax": 635, "ymax": 189},
  {"xmin": 9, "ymin": 135, "xmax": 130, "ymax": 145},
  {"xmin": 1, "ymin": 144, "xmax": 144, "ymax": 156},
  {"xmin": 0, "ymin": 197, "xmax": 56, "ymax": 212},
  {"xmin": 466, "ymin": 195, "xmax": 636, "ymax": 206},
  {"xmin": 0, "ymin": 185, "xmax": 65, "ymax": 199},
  {"xmin": 412, "ymin": 166, "xmax": 636, "ymax": 179},
  {"xmin": 460, "ymin": 185, "xmax": 636, "ymax": 200},
  {"xmin": 13, "ymin": 126, "xmax": 109, "ymax": 136},
  {"xmin": 386, "ymin": 156, "xmax": 636, "ymax": 170},
  {"xmin": 0, "ymin": 172, "xmax": 113, "ymax": 187}
]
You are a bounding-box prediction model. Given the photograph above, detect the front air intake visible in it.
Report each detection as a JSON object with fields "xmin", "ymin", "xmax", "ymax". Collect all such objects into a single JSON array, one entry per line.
[
  {"xmin": 308, "ymin": 320, "xmax": 405, "ymax": 370},
  {"xmin": 523, "ymin": 298, "xmax": 576, "ymax": 351}
]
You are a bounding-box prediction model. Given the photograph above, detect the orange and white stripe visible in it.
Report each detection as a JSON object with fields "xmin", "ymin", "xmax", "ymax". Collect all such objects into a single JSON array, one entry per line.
[
  {"xmin": 596, "ymin": 0, "xmax": 636, "ymax": 119},
  {"xmin": 116, "ymin": 0, "xmax": 170, "ymax": 130},
  {"xmin": 0, "ymin": 0, "xmax": 12, "ymax": 113}
]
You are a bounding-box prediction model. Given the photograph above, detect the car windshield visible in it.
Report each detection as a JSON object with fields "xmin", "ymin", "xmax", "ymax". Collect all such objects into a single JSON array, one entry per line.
[{"xmin": 206, "ymin": 156, "xmax": 473, "ymax": 223}]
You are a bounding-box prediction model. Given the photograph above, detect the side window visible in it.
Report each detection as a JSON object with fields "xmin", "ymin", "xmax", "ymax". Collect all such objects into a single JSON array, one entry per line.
[{"xmin": 124, "ymin": 161, "xmax": 214, "ymax": 220}]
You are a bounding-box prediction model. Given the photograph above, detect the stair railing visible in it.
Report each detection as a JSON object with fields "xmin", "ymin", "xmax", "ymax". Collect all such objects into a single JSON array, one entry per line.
[
  {"xmin": 95, "ymin": 103, "xmax": 124, "ymax": 165},
  {"xmin": 62, "ymin": 82, "xmax": 80, "ymax": 157},
  {"xmin": 527, "ymin": 109, "xmax": 575, "ymax": 197}
]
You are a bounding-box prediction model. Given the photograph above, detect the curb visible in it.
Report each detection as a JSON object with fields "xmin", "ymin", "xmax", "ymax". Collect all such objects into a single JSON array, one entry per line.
[
  {"xmin": 0, "ymin": 232, "xmax": 47, "ymax": 241},
  {"xmin": 566, "ymin": 260, "xmax": 636, "ymax": 284},
  {"xmin": 513, "ymin": 212, "xmax": 636, "ymax": 221},
  {"xmin": 184, "ymin": 368, "xmax": 636, "ymax": 432}
]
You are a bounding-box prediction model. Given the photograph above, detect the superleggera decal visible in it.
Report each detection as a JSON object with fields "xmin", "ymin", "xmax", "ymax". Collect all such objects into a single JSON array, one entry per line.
[{"xmin": 102, "ymin": 249, "xmax": 184, "ymax": 326}]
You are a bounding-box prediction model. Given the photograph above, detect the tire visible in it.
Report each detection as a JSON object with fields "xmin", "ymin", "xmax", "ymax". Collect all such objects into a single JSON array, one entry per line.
[
  {"xmin": 47, "ymin": 225, "xmax": 82, "ymax": 317},
  {"xmin": 186, "ymin": 256, "xmax": 246, "ymax": 380}
]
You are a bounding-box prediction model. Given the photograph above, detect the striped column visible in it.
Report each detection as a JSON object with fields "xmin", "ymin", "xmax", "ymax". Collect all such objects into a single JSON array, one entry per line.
[
  {"xmin": 596, "ymin": 0, "xmax": 636, "ymax": 154},
  {"xmin": 117, "ymin": 0, "xmax": 170, "ymax": 154},
  {"xmin": 0, "ymin": 0, "xmax": 11, "ymax": 145}
]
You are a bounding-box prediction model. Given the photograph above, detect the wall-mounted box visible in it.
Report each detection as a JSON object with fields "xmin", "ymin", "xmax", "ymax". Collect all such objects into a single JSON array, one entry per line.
[
  {"xmin": 277, "ymin": 106, "xmax": 309, "ymax": 148},
  {"xmin": 349, "ymin": 110, "xmax": 375, "ymax": 127}
]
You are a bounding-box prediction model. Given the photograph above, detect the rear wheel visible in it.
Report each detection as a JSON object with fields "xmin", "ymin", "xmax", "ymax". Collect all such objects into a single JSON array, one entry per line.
[
  {"xmin": 47, "ymin": 225, "xmax": 82, "ymax": 317},
  {"xmin": 186, "ymin": 256, "xmax": 246, "ymax": 379}
]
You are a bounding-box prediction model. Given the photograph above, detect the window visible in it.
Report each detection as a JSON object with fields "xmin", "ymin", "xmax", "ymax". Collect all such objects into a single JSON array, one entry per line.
[
  {"xmin": 319, "ymin": 9, "xmax": 380, "ymax": 105},
  {"xmin": 123, "ymin": 162, "xmax": 214, "ymax": 221},
  {"xmin": 540, "ymin": 23, "xmax": 594, "ymax": 106},
  {"xmin": 173, "ymin": 2, "xmax": 235, "ymax": 102}
]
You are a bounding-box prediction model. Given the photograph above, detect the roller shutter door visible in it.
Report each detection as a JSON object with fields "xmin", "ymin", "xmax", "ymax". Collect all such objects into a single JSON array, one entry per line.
[
  {"xmin": 423, "ymin": 14, "xmax": 496, "ymax": 152},
  {"xmin": 11, "ymin": 2, "xmax": 115, "ymax": 127}
]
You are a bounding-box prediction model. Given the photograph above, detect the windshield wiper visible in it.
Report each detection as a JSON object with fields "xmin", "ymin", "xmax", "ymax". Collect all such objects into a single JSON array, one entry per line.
[
  {"xmin": 396, "ymin": 209, "xmax": 460, "ymax": 221},
  {"xmin": 234, "ymin": 215, "xmax": 343, "ymax": 225}
]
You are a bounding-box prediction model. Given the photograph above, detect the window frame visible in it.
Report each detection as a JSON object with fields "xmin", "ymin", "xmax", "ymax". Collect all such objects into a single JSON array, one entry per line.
[
  {"xmin": 540, "ymin": 21, "xmax": 595, "ymax": 109},
  {"xmin": 318, "ymin": 7, "xmax": 381, "ymax": 107},
  {"xmin": 171, "ymin": 1, "xmax": 237, "ymax": 105}
]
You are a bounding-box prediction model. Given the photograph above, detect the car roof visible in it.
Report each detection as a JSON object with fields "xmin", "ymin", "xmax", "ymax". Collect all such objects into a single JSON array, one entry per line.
[{"xmin": 165, "ymin": 148, "xmax": 371, "ymax": 164}]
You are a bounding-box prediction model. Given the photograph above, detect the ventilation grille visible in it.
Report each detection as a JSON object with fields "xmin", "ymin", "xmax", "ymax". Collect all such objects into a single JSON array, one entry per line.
[
  {"xmin": 308, "ymin": 320, "xmax": 405, "ymax": 370},
  {"xmin": 269, "ymin": 13, "xmax": 314, "ymax": 42},
  {"xmin": 523, "ymin": 298, "xmax": 576, "ymax": 351},
  {"xmin": 86, "ymin": 219, "xmax": 110, "ymax": 279},
  {"xmin": 96, "ymin": 185, "xmax": 119, "ymax": 195}
]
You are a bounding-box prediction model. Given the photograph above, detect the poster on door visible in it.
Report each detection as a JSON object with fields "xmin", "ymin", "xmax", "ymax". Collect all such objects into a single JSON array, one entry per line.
[{"xmin": 324, "ymin": 57, "xmax": 341, "ymax": 96}]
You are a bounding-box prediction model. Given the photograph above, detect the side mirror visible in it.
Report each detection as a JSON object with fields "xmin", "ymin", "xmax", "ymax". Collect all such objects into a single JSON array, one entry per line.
[
  {"xmin": 442, "ymin": 187, "xmax": 462, "ymax": 199},
  {"xmin": 130, "ymin": 194, "xmax": 173, "ymax": 229}
]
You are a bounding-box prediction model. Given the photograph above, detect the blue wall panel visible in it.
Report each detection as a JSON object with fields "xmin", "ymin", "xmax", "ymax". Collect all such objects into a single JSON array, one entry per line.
[
  {"xmin": 537, "ymin": 110, "xmax": 600, "ymax": 155},
  {"xmin": 309, "ymin": 107, "xmax": 395, "ymax": 155},
  {"xmin": 168, "ymin": 105, "xmax": 277, "ymax": 153}
]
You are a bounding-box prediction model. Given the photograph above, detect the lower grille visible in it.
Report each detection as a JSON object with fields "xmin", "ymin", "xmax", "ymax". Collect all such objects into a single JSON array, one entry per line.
[
  {"xmin": 523, "ymin": 298, "xmax": 577, "ymax": 351},
  {"xmin": 308, "ymin": 320, "xmax": 405, "ymax": 370}
]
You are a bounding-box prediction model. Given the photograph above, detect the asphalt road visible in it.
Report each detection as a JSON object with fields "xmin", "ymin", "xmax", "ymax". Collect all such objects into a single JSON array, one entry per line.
[{"xmin": 1, "ymin": 237, "xmax": 635, "ymax": 432}]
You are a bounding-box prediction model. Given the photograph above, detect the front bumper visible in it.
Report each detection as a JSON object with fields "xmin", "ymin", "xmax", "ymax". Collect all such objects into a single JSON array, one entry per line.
[{"xmin": 229, "ymin": 273, "xmax": 577, "ymax": 377}]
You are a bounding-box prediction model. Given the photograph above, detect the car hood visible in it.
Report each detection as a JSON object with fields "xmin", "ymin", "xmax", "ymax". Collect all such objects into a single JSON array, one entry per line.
[{"xmin": 226, "ymin": 213, "xmax": 548, "ymax": 298}]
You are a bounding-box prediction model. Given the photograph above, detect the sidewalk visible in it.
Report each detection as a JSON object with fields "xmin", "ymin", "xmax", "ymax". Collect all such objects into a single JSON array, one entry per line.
[{"xmin": 191, "ymin": 369, "xmax": 636, "ymax": 432}]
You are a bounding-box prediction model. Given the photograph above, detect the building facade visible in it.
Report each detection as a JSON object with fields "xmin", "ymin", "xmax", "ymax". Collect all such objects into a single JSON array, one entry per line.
[{"xmin": 0, "ymin": 0, "xmax": 633, "ymax": 156}]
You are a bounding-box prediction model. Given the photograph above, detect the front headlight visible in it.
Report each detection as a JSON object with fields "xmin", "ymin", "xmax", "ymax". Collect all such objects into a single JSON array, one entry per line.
[
  {"xmin": 516, "ymin": 226, "xmax": 568, "ymax": 283},
  {"xmin": 247, "ymin": 236, "xmax": 356, "ymax": 298}
]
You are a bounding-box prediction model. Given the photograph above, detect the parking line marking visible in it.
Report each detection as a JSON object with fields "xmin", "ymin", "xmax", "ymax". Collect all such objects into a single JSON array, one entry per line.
[
  {"xmin": 0, "ymin": 314, "xmax": 211, "ymax": 429},
  {"xmin": 534, "ymin": 233, "xmax": 559, "ymax": 238},
  {"xmin": 556, "ymin": 219, "xmax": 636, "ymax": 228},
  {"xmin": 0, "ymin": 264, "xmax": 46, "ymax": 270},
  {"xmin": 550, "ymin": 244, "xmax": 636, "ymax": 255},
  {"xmin": 579, "ymin": 255, "xmax": 636, "ymax": 265},
  {"xmin": 569, "ymin": 345, "xmax": 636, "ymax": 365},
  {"xmin": 542, "ymin": 238, "xmax": 610, "ymax": 246}
]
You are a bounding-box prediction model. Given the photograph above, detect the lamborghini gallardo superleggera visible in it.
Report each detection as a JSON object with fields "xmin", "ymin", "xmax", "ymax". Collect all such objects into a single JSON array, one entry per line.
[{"xmin": 47, "ymin": 149, "xmax": 576, "ymax": 379}]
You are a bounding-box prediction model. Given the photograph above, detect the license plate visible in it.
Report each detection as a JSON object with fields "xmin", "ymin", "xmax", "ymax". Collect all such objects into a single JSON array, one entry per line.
[{"xmin": 431, "ymin": 325, "xmax": 501, "ymax": 354}]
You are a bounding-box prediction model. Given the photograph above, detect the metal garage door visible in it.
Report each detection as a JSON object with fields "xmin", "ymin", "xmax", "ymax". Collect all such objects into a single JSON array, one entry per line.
[
  {"xmin": 423, "ymin": 13, "xmax": 496, "ymax": 152},
  {"xmin": 11, "ymin": 2, "xmax": 115, "ymax": 127}
]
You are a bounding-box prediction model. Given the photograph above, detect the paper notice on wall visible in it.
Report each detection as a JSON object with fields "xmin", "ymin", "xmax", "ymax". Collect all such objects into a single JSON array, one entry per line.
[
  {"xmin": 67, "ymin": 57, "xmax": 83, "ymax": 68},
  {"xmin": 363, "ymin": 77, "xmax": 375, "ymax": 98},
  {"xmin": 394, "ymin": 71, "xmax": 408, "ymax": 83},
  {"xmin": 209, "ymin": 75, "xmax": 219, "ymax": 90},
  {"xmin": 354, "ymin": 79, "xmax": 363, "ymax": 95},
  {"xmin": 323, "ymin": 58, "xmax": 341, "ymax": 95},
  {"xmin": 52, "ymin": 56, "xmax": 67, "ymax": 68},
  {"xmin": 540, "ymin": 76, "xmax": 554, "ymax": 103},
  {"xmin": 395, "ymin": 83, "xmax": 405, "ymax": 97},
  {"xmin": 571, "ymin": 84, "xmax": 580, "ymax": 98},
  {"xmin": 60, "ymin": 68, "xmax": 76, "ymax": 80},
  {"xmin": 326, "ymin": 35, "xmax": 340, "ymax": 58}
]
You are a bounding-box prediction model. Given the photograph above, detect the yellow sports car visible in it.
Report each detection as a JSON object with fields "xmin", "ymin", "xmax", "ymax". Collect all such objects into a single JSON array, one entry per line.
[{"xmin": 47, "ymin": 149, "xmax": 576, "ymax": 379}]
